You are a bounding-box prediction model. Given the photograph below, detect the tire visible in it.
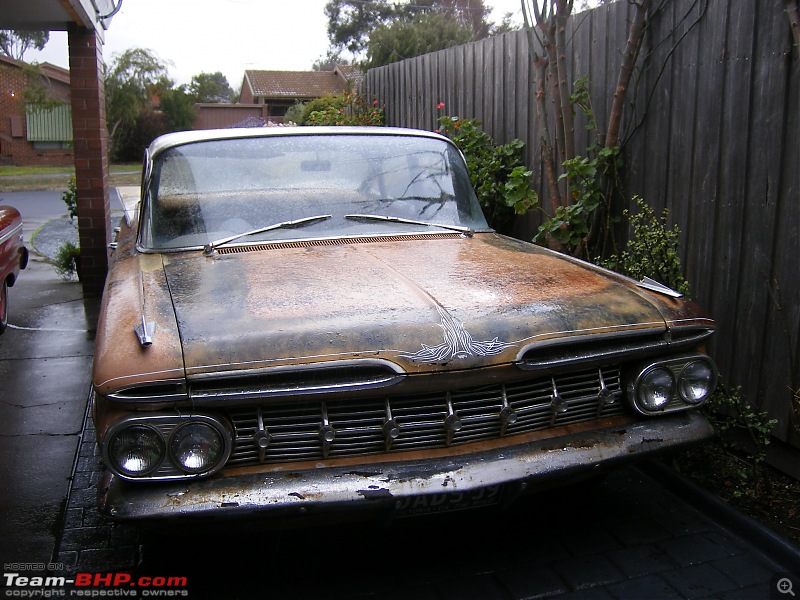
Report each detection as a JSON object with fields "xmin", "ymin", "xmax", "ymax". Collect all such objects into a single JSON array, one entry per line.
[{"xmin": 0, "ymin": 280, "xmax": 7, "ymax": 335}]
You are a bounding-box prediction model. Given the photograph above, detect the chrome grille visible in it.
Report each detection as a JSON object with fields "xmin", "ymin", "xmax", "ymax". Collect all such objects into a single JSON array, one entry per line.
[{"xmin": 224, "ymin": 366, "xmax": 624, "ymax": 467}]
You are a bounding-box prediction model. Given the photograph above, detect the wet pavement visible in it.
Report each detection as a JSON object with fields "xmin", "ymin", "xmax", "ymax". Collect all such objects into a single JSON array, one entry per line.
[
  {"xmin": 0, "ymin": 189, "xmax": 798, "ymax": 599},
  {"xmin": 0, "ymin": 190, "xmax": 97, "ymax": 563}
]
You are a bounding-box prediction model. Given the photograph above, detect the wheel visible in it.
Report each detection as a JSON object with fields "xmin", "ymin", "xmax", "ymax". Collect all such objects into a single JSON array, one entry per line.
[{"xmin": 0, "ymin": 280, "xmax": 7, "ymax": 334}]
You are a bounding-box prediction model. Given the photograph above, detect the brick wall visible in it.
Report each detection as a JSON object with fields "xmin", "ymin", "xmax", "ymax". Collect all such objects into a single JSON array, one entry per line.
[
  {"xmin": 0, "ymin": 62, "xmax": 74, "ymax": 166},
  {"xmin": 68, "ymin": 26, "xmax": 110, "ymax": 296}
]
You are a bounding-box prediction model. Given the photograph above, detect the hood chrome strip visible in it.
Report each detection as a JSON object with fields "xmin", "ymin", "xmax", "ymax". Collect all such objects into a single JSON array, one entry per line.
[
  {"xmin": 133, "ymin": 271, "xmax": 155, "ymax": 347},
  {"xmin": 637, "ymin": 276, "xmax": 683, "ymax": 298}
]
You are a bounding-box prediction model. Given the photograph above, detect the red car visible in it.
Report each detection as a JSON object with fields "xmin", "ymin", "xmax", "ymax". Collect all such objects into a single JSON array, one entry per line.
[{"xmin": 0, "ymin": 206, "xmax": 28, "ymax": 333}]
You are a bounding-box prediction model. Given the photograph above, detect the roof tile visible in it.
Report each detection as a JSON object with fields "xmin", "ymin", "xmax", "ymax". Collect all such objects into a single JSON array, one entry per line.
[{"xmin": 245, "ymin": 70, "xmax": 347, "ymax": 98}]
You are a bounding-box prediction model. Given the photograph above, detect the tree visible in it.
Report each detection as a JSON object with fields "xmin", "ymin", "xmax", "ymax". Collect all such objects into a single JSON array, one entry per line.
[
  {"xmin": 189, "ymin": 71, "xmax": 234, "ymax": 103},
  {"xmin": 366, "ymin": 11, "xmax": 474, "ymax": 68},
  {"xmin": 105, "ymin": 48, "xmax": 172, "ymax": 161},
  {"xmin": 0, "ymin": 30, "xmax": 49, "ymax": 61},
  {"xmin": 312, "ymin": 49, "xmax": 351, "ymax": 71},
  {"xmin": 325, "ymin": 0, "xmax": 496, "ymax": 60},
  {"xmin": 160, "ymin": 86, "xmax": 196, "ymax": 131},
  {"xmin": 325, "ymin": 0, "xmax": 400, "ymax": 54},
  {"xmin": 521, "ymin": 0, "xmax": 652, "ymax": 257},
  {"xmin": 435, "ymin": 0, "xmax": 492, "ymax": 38}
]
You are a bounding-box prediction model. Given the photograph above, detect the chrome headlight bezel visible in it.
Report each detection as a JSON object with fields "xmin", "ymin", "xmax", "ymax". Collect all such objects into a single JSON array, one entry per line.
[
  {"xmin": 169, "ymin": 421, "xmax": 227, "ymax": 474},
  {"xmin": 628, "ymin": 354, "xmax": 717, "ymax": 416},
  {"xmin": 677, "ymin": 359, "xmax": 718, "ymax": 404},
  {"xmin": 102, "ymin": 414, "xmax": 232, "ymax": 481},
  {"xmin": 106, "ymin": 423, "xmax": 166, "ymax": 477},
  {"xmin": 637, "ymin": 366, "xmax": 676, "ymax": 412}
]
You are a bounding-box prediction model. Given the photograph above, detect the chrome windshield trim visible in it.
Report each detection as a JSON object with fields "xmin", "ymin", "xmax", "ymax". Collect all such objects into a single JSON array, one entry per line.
[{"xmin": 136, "ymin": 229, "xmax": 493, "ymax": 254}]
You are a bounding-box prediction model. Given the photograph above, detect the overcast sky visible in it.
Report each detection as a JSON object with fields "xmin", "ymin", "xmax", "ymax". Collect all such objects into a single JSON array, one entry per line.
[{"xmin": 25, "ymin": 0, "xmax": 526, "ymax": 89}]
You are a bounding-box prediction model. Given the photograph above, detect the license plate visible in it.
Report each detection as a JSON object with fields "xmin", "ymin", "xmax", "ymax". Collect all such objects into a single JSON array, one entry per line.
[{"xmin": 394, "ymin": 485, "xmax": 503, "ymax": 518}]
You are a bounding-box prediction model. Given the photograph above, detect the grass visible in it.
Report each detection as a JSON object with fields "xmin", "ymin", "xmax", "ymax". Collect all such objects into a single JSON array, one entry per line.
[{"xmin": 0, "ymin": 164, "xmax": 141, "ymax": 191}]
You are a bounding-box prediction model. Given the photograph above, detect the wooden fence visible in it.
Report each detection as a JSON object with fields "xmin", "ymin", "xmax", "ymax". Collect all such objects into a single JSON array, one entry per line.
[{"xmin": 364, "ymin": 0, "xmax": 800, "ymax": 447}]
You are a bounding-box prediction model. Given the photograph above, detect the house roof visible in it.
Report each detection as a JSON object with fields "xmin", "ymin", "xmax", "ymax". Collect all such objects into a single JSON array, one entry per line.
[
  {"xmin": 39, "ymin": 62, "xmax": 70, "ymax": 84},
  {"xmin": 244, "ymin": 67, "xmax": 359, "ymax": 100},
  {"xmin": 335, "ymin": 64, "xmax": 364, "ymax": 88},
  {"xmin": 0, "ymin": 55, "xmax": 70, "ymax": 85}
]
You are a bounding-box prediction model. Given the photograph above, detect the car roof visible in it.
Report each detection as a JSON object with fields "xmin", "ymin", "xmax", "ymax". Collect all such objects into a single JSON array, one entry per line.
[{"xmin": 147, "ymin": 126, "xmax": 452, "ymax": 159}]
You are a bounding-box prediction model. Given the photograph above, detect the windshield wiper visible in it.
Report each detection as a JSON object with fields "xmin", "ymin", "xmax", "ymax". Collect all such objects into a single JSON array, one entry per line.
[
  {"xmin": 204, "ymin": 214, "xmax": 332, "ymax": 255},
  {"xmin": 345, "ymin": 213, "xmax": 473, "ymax": 237}
]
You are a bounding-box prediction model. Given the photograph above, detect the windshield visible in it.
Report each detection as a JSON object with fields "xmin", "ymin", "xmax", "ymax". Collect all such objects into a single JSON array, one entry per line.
[{"xmin": 139, "ymin": 133, "xmax": 490, "ymax": 251}]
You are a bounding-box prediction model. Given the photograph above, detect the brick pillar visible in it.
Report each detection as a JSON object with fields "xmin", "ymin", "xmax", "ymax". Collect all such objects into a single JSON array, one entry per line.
[{"xmin": 67, "ymin": 25, "xmax": 111, "ymax": 297}]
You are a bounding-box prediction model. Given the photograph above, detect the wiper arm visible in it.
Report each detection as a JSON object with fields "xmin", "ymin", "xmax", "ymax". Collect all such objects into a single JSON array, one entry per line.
[
  {"xmin": 345, "ymin": 213, "xmax": 473, "ymax": 237},
  {"xmin": 204, "ymin": 214, "xmax": 332, "ymax": 255}
]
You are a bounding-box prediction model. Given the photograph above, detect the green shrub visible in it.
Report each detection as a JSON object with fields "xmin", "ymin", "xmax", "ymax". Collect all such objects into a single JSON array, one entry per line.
[
  {"xmin": 284, "ymin": 102, "xmax": 306, "ymax": 125},
  {"xmin": 61, "ymin": 176, "xmax": 77, "ymax": 223},
  {"xmin": 597, "ymin": 196, "xmax": 690, "ymax": 296},
  {"xmin": 52, "ymin": 241, "xmax": 80, "ymax": 280},
  {"xmin": 302, "ymin": 93, "xmax": 384, "ymax": 126},
  {"xmin": 436, "ymin": 114, "xmax": 537, "ymax": 233}
]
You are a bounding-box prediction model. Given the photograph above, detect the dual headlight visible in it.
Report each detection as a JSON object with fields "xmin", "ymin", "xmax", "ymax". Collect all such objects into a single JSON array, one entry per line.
[
  {"xmin": 629, "ymin": 355, "xmax": 717, "ymax": 415},
  {"xmin": 103, "ymin": 415, "xmax": 231, "ymax": 480}
]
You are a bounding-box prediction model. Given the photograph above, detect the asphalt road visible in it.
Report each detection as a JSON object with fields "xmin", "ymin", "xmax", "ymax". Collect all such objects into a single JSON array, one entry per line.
[{"xmin": 0, "ymin": 189, "xmax": 68, "ymax": 221}]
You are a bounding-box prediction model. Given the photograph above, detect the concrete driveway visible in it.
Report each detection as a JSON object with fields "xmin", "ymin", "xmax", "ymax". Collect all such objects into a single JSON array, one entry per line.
[{"xmin": 0, "ymin": 190, "xmax": 97, "ymax": 563}]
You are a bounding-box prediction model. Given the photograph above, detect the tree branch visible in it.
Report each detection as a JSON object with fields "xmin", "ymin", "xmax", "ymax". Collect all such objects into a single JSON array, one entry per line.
[{"xmin": 606, "ymin": 0, "xmax": 650, "ymax": 148}]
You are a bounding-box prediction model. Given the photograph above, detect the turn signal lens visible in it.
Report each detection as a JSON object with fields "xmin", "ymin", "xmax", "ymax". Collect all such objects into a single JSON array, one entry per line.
[
  {"xmin": 108, "ymin": 425, "xmax": 164, "ymax": 476},
  {"xmin": 170, "ymin": 422, "xmax": 225, "ymax": 473}
]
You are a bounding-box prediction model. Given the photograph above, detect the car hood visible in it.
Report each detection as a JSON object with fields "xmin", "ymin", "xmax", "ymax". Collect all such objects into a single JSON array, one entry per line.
[{"xmin": 159, "ymin": 234, "xmax": 704, "ymax": 378}]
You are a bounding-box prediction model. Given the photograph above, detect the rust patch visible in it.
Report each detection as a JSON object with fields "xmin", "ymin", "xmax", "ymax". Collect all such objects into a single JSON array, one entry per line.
[{"xmin": 357, "ymin": 487, "xmax": 393, "ymax": 500}]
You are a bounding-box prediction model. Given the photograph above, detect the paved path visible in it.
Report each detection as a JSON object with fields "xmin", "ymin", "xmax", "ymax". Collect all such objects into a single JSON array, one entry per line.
[{"xmin": 57, "ymin": 418, "xmax": 800, "ymax": 599}]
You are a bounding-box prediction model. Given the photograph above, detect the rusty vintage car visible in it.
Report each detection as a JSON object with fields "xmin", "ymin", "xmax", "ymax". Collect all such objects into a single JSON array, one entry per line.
[
  {"xmin": 0, "ymin": 205, "xmax": 28, "ymax": 334},
  {"xmin": 93, "ymin": 127, "xmax": 717, "ymax": 522}
]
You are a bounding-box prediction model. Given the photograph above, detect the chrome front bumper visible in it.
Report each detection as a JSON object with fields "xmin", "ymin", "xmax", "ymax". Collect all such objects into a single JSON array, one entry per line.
[{"xmin": 98, "ymin": 411, "xmax": 712, "ymax": 521}]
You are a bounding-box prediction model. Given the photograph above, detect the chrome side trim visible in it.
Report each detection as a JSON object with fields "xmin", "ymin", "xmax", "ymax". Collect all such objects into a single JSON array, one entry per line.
[
  {"xmin": 106, "ymin": 380, "xmax": 187, "ymax": 402},
  {"xmin": 0, "ymin": 222, "xmax": 22, "ymax": 245}
]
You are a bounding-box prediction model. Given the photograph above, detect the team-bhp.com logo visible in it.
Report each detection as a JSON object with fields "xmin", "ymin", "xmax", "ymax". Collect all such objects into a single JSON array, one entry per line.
[{"xmin": 4, "ymin": 572, "xmax": 188, "ymax": 597}]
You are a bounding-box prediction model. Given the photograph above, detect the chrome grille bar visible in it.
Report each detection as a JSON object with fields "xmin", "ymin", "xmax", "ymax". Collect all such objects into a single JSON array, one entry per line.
[{"xmin": 225, "ymin": 366, "xmax": 625, "ymax": 467}]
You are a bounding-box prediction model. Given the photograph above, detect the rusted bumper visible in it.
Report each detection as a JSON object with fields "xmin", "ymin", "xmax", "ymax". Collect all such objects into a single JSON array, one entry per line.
[{"xmin": 98, "ymin": 411, "xmax": 712, "ymax": 522}]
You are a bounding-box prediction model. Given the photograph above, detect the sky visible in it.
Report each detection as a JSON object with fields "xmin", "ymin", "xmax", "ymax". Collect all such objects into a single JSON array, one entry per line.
[{"xmin": 25, "ymin": 0, "xmax": 527, "ymax": 89}]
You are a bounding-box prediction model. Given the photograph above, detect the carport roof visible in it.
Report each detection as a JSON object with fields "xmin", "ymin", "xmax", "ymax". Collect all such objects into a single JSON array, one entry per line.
[{"xmin": 0, "ymin": 0, "xmax": 116, "ymax": 37}]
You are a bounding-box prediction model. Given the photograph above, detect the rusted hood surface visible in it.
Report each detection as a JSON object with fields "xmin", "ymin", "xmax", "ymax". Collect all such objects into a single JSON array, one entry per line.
[{"xmin": 160, "ymin": 234, "xmax": 694, "ymax": 376}]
